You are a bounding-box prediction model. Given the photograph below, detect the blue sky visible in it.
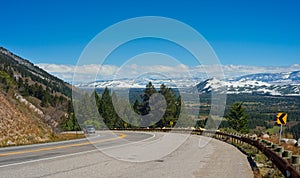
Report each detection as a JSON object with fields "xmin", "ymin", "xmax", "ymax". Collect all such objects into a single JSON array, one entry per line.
[{"xmin": 0, "ymin": 0, "xmax": 300, "ymax": 68}]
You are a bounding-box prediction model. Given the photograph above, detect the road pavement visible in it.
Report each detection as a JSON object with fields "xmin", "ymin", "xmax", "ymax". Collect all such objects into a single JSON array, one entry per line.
[{"xmin": 0, "ymin": 131, "xmax": 253, "ymax": 177}]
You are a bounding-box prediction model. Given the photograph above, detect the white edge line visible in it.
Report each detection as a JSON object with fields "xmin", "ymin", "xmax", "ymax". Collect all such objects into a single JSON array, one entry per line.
[
  {"xmin": 0, "ymin": 132, "xmax": 156, "ymax": 168},
  {"xmin": 0, "ymin": 149, "xmax": 99, "ymax": 169}
]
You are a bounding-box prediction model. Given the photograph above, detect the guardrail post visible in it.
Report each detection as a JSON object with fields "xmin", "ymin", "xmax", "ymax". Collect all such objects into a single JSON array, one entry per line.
[
  {"xmin": 257, "ymin": 138, "xmax": 261, "ymax": 143},
  {"xmin": 291, "ymin": 155, "xmax": 300, "ymax": 172},
  {"xmin": 282, "ymin": 150, "xmax": 292, "ymax": 163},
  {"xmin": 233, "ymin": 135, "xmax": 236, "ymax": 144},
  {"xmin": 241, "ymin": 134, "xmax": 243, "ymax": 145},
  {"xmin": 271, "ymin": 144, "xmax": 278, "ymax": 150},
  {"xmin": 268, "ymin": 143, "xmax": 273, "ymax": 149},
  {"xmin": 275, "ymin": 146, "xmax": 284, "ymax": 157}
]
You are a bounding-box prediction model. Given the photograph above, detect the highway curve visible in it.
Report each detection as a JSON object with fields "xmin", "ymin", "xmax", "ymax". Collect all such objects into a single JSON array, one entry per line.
[{"xmin": 0, "ymin": 131, "xmax": 253, "ymax": 178}]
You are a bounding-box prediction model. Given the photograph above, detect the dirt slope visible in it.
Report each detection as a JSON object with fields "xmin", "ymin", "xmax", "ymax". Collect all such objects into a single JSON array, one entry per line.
[{"xmin": 0, "ymin": 92, "xmax": 51, "ymax": 146}]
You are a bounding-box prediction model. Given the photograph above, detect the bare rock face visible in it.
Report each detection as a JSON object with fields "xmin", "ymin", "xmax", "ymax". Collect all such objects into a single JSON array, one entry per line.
[
  {"xmin": 250, "ymin": 134, "xmax": 258, "ymax": 140},
  {"xmin": 297, "ymin": 138, "xmax": 300, "ymax": 147},
  {"xmin": 261, "ymin": 134, "xmax": 270, "ymax": 139},
  {"xmin": 287, "ymin": 139, "xmax": 297, "ymax": 145}
]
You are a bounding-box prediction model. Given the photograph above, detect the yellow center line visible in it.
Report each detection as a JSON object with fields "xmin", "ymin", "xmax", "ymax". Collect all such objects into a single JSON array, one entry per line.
[{"xmin": 0, "ymin": 133, "xmax": 126, "ymax": 157}]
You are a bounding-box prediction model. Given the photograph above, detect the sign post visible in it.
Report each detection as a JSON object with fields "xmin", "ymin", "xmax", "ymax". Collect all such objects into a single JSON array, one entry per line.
[
  {"xmin": 276, "ymin": 112, "xmax": 288, "ymax": 144},
  {"xmin": 170, "ymin": 121, "xmax": 173, "ymax": 128},
  {"xmin": 279, "ymin": 124, "xmax": 282, "ymax": 144}
]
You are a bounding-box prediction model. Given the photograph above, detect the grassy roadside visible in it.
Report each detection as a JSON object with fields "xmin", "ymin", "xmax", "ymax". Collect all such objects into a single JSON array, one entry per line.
[
  {"xmin": 49, "ymin": 133, "xmax": 86, "ymax": 142},
  {"xmin": 264, "ymin": 136, "xmax": 300, "ymax": 155},
  {"xmin": 0, "ymin": 133, "xmax": 86, "ymax": 147}
]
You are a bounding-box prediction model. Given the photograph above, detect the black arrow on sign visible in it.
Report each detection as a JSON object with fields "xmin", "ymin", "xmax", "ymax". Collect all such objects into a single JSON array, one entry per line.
[{"xmin": 277, "ymin": 113, "xmax": 286, "ymax": 125}]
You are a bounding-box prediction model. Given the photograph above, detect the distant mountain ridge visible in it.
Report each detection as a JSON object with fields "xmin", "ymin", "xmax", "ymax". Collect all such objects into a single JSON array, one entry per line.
[
  {"xmin": 236, "ymin": 70, "xmax": 300, "ymax": 85},
  {"xmin": 196, "ymin": 77, "xmax": 300, "ymax": 96},
  {"xmin": 79, "ymin": 70, "xmax": 300, "ymax": 96},
  {"xmin": 78, "ymin": 77, "xmax": 201, "ymax": 89}
]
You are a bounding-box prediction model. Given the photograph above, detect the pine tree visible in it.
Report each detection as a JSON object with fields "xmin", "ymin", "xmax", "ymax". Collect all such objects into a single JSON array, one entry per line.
[
  {"xmin": 41, "ymin": 95, "xmax": 49, "ymax": 107},
  {"xmin": 93, "ymin": 90, "xmax": 101, "ymax": 109},
  {"xmin": 73, "ymin": 92, "xmax": 98, "ymax": 128},
  {"xmin": 100, "ymin": 87, "xmax": 118, "ymax": 128},
  {"xmin": 157, "ymin": 84, "xmax": 180, "ymax": 128},
  {"xmin": 133, "ymin": 99, "xmax": 140, "ymax": 114},
  {"xmin": 112, "ymin": 92, "xmax": 123, "ymax": 128},
  {"xmin": 226, "ymin": 102, "xmax": 249, "ymax": 133},
  {"xmin": 60, "ymin": 113, "xmax": 81, "ymax": 131},
  {"xmin": 140, "ymin": 82, "xmax": 157, "ymax": 115}
]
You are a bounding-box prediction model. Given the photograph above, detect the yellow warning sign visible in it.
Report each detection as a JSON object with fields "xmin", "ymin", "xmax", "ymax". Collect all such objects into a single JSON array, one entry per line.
[{"xmin": 276, "ymin": 112, "xmax": 287, "ymax": 125}]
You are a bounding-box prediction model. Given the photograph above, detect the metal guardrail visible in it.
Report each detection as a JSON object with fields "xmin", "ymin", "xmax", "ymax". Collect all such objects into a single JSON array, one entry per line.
[{"xmin": 113, "ymin": 128, "xmax": 300, "ymax": 178}]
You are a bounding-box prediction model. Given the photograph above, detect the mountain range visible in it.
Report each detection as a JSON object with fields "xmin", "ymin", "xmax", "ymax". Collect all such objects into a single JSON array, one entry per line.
[
  {"xmin": 198, "ymin": 70, "xmax": 300, "ymax": 96},
  {"xmin": 196, "ymin": 77, "xmax": 300, "ymax": 96},
  {"xmin": 78, "ymin": 77, "xmax": 201, "ymax": 89},
  {"xmin": 236, "ymin": 71, "xmax": 300, "ymax": 85},
  {"xmin": 79, "ymin": 70, "xmax": 300, "ymax": 96}
]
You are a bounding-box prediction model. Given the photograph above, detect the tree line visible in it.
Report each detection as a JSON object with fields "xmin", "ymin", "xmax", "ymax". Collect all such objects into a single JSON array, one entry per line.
[
  {"xmin": 62, "ymin": 82, "xmax": 251, "ymax": 133},
  {"xmin": 64, "ymin": 82, "xmax": 194, "ymax": 130}
]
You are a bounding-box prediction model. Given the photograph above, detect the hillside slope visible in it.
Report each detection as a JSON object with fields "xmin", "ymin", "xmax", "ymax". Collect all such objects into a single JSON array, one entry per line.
[
  {"xmin": 0, "ymin": 47, "xmax": 75, "ymax": 146},
  {"xmin": 0, "ymin": 47, "xmax": 72, "ymax": 97},
  {"xmin": 0, "ymin": 91, "xmax": 52, "ymax": 146}
]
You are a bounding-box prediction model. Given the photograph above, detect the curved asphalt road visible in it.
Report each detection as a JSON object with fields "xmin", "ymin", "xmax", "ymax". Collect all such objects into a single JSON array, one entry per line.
[{"xmin": 0, "ymin": 131, "xmax": 253, "ymax": 178}]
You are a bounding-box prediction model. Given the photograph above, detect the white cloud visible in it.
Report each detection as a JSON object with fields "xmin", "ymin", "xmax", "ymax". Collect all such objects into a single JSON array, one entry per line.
[{"xmin": 37, "ymin": 63, "xmax": 300, "ymax": 84}]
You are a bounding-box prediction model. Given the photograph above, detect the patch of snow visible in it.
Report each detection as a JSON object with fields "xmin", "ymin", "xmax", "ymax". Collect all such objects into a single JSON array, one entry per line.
[{"xmin": 15, "ymin": 93, "xmax": 44, "ymax": 116}]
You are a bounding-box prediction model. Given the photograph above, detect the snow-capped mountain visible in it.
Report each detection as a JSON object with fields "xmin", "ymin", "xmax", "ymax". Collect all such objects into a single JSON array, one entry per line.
[
  {"xmin": 193, "ymin": 70, "xmax": 300, "ymax": 96},
  {"xmin": 236, "ymin": 71, "xmax": 300, "ymax": 85},
  {"xmin": 77, "ymin": 70, "xmax": 300, "ymax": 96},
  {"xmin": 197, "ymin": 78, "xmax": 300, "ymax": 96},
  {"xmin": 77, "ymin": 77, "xmax": 200, "ymax": 89}
]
